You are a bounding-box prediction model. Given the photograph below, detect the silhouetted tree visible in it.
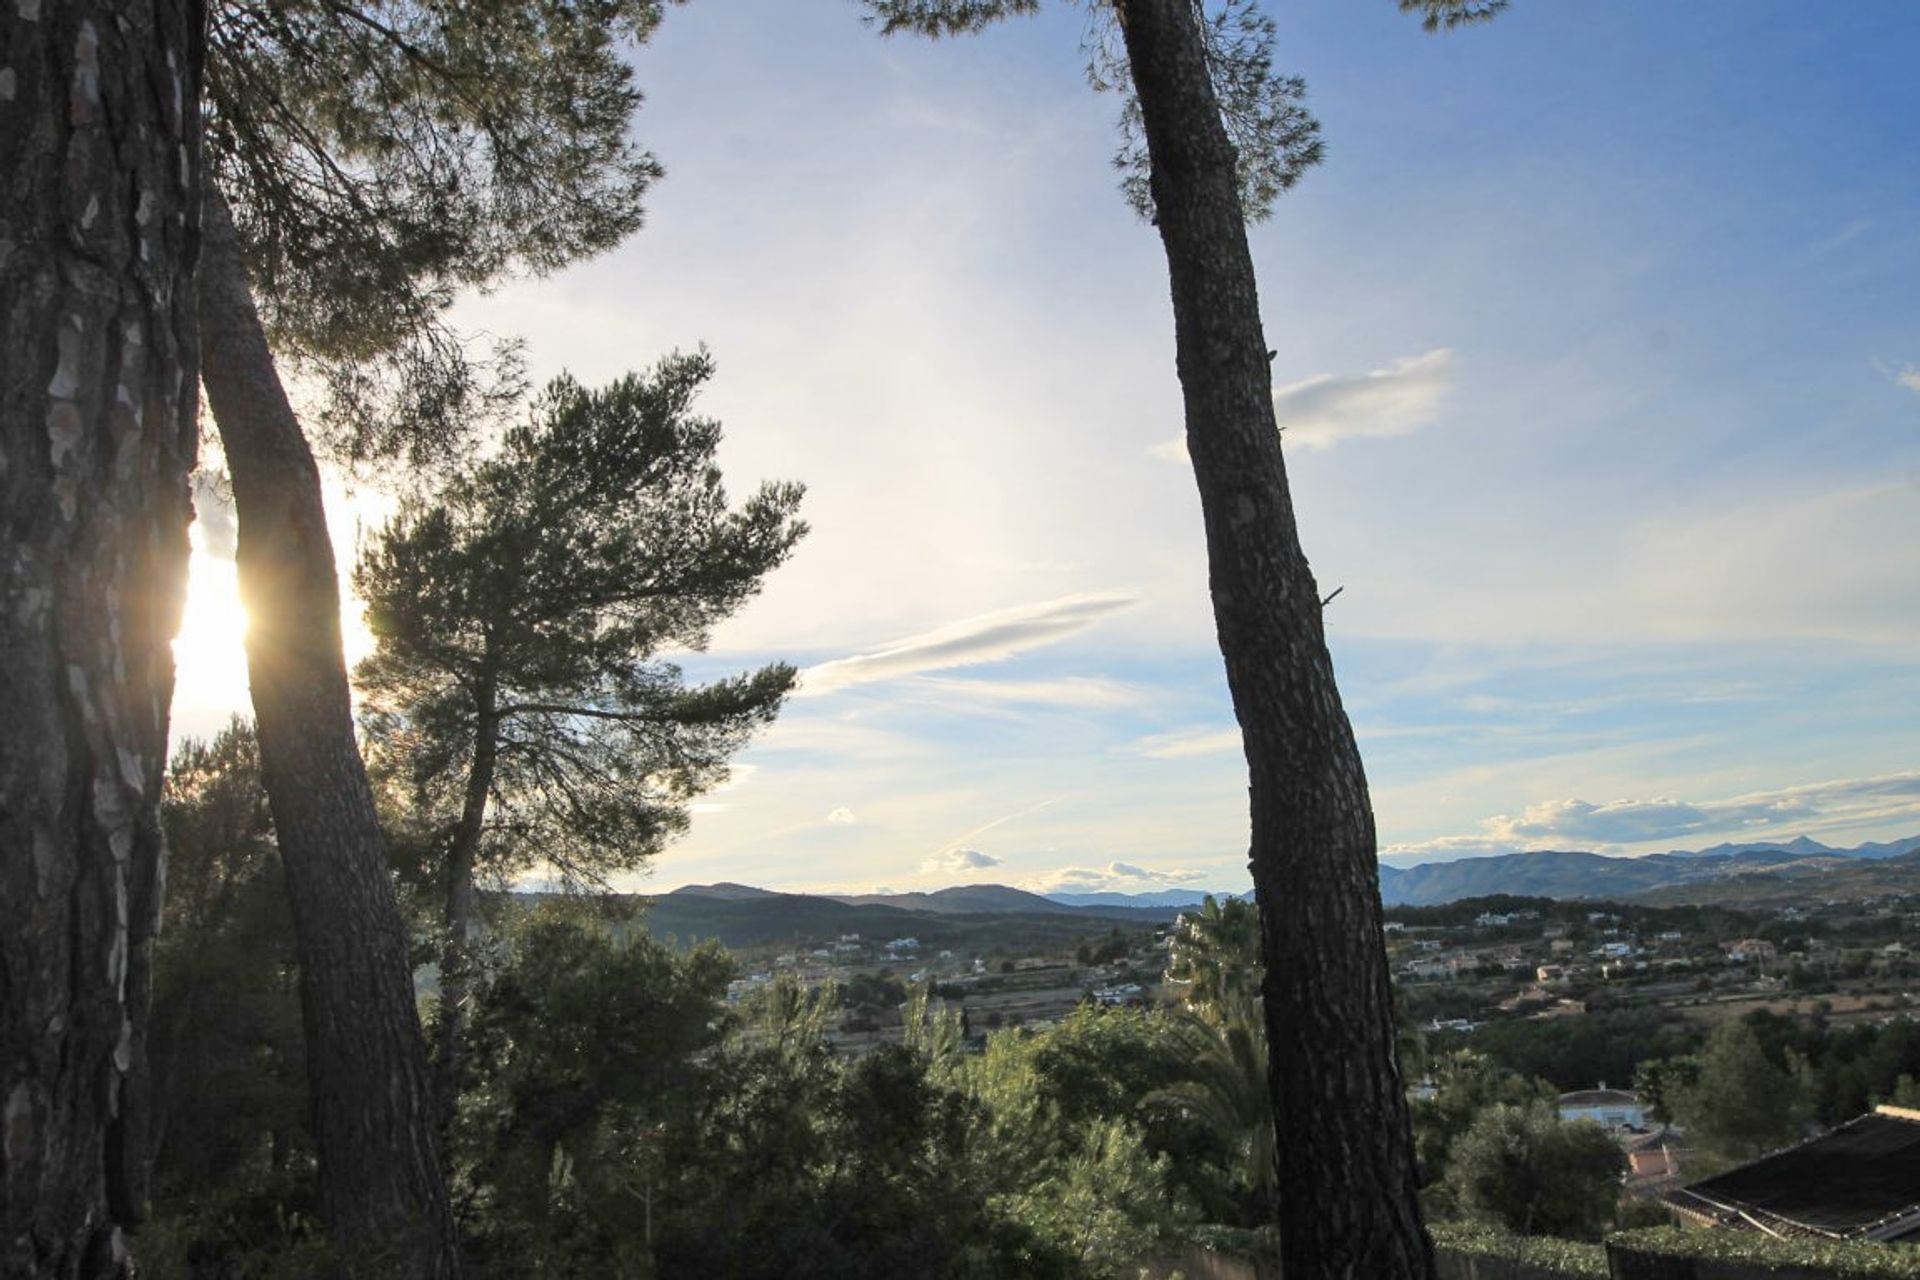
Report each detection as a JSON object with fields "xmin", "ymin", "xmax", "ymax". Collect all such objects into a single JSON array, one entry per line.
[
  {"xmin": 354, "ymin": 359, "xmax": 804, "ymax": 1105},
  {"xmin": 194, "ymin": 5, "xmax": 677, "ymax": 1261}
]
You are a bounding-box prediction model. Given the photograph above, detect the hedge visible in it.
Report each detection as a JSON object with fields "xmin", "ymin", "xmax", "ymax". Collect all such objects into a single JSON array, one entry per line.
[
  {"xmin": 1607, "ymin": 1227, "xmax": 1920, "ymax": 1278},
  {"xmin": 1429, "ymin": 1222, "xmax": 1610, "ymax": 1278}
]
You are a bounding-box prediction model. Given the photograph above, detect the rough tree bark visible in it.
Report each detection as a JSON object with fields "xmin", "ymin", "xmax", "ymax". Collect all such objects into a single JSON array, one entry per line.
[
  {"xmin": 1114, "ymin": 2, "xmax": 1434, "ymax": 1276},
  {"xmin": 196, "ymin": 189, "xmax": 461, "ymax": 1277},
  {"xmin": 434, "ymin": 675, "xmax": 497, "ymax": 1120},
  {"xmin": 0, "ymin": 3, "xmax": 204, "ymax": 1275}
]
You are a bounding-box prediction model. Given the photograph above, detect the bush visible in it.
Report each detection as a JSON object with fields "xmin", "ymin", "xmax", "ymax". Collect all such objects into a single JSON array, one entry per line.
[
  {"xmin": 1612, "ymin": 1228, "xmax": 1920, "ymax": 1274},
  {"xmin": 1607, "ymin": 1227, "xmax": 1920, "ymax": 1278},
  {"xmin": 1429, "ymin": 1223, "xmax": 1608, "ymax": 1278}
]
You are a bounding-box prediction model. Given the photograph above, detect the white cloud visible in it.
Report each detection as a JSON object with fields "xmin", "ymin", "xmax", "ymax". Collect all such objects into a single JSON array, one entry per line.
[
  {"xmin": 1899, "ymin": 366, "xmax": 1920, "ymax": 394},
  {"xmin": 1386, "ymin": 770, "xmax": 1920, "ymax": 856},
  {"xmin": 1126, "ymin": 726, "xmax": 1242, "ymax": 759},
  {"xmin": 921, "ymin": 847, "xmax": 1004, "ymax": 875},
  {"xmin": 1024, "ymin": 860, "xmax": 1207, "ymax": 893},
  {"xmin": 1151, "ymin": 348, "xmax": 1454, "ymax": 460},
  {"xmin": 798, "ymin": 593, "xmax": 1136, "ymax": 695},
  {"xmin": 1274, "ymin": 348, "xmax": 1455, "ymax": 450},
  {"xmin": 827, "ymin": 807, "xmax": 858, "ymax": 824},
  {"xmin": 911, "ymin": 675, "xmax": 1149, "ymax": 710}
]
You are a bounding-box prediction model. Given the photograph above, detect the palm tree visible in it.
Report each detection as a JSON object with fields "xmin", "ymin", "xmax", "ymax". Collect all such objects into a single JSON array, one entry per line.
[
  {"xmin": 1166, "ymin": 894, "xmax": 1262, "ymax": 1024},
  {"xmin": 1148, "ymin": 996, "xmax": 1277, "ymax": 1218}
]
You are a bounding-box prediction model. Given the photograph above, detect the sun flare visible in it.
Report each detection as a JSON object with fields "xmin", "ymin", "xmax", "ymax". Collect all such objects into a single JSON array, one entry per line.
[{"xmin": 171, "ymin": 551, "xmax": 253, "ymax": 734}]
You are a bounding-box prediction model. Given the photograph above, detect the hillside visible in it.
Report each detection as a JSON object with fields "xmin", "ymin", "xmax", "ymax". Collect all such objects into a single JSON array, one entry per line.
[
  {"xmin": 642, "ymin": 885, "xmax": 1179, "ymax": 951},
  {"xmin": 1378, "ymin": 834, "xmax": 1920, "ymax": 908}
]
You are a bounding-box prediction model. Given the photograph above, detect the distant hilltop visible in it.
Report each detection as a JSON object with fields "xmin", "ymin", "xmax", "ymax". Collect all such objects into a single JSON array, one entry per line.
[
  {"xmin": 652, "ymin": 832, "xmax": 1920, "ymax": 933},
  {"xmin": 1377, "ymin": 833, "xmax": 1920, "ymax": 907}
]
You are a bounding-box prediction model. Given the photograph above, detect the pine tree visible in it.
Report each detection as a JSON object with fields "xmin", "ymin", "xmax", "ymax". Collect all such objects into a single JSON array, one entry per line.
[
  {"xmin": 0, "ymin": 3, "xmax": 204, "ymax": 1274},
  {"xmin": 862, "ymin": 3, "xmax": 1505, "ymax": 1273},
  {"xmin": 191, "ymin": 5, "xmax": 676, "ymax": 1262},
  {"xmin": 354, "ymin": 357, "xmax": 805, "ymax": 1107}
]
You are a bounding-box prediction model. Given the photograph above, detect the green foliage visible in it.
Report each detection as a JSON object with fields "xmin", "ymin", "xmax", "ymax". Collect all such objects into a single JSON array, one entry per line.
[
  {"xmin": 1455, "ymin": 1006, "xmax": 1703, "ymax": 1092},
  {"xmin": 206, "ymin": 0, "xmax": 676, "ymax": 464},
  {"xmin": 1671, "ymin": 1018, "xmax": 1810, "ymax": 1167},
  {"xmin": 355, "ymin": 355, "xmax": 805, "ymax": 892},
  {"xmin": 646, "ymin": 1002, "xmax": 1057, "ymax": 1278},
  {"xmin": 452, "ymin": 907, "xmax": 732, "ymax": 1273},
  {"xmin": 1399, "ymin": 0, "xmax": 1510, "ymax": 33},
  {"xmin": 1442, "ymin": 1103, "xmax": 1627, "ymax": 1241},
  {"xmin": 1145, "ymin": 1006, "xmax": 1274, "ymax": 1212},
  {"xmin": 1428, "ymin": 1223, "xmax": 1609, "ymax": 1279},
  {"xmin": 1084, "ymin": 0, "xmax": 1323, "ymax": 220},
  {"xmin": 1608, "ymin": 1227, "xmax": 1920, "ymax": 1279},
  {"xmin": 1411, "ymin": 1049, "xmax": 1555, "ymax": 1195},
  {"xmin": 994, "ymin": 1116, "xmax": 1179, "ymax": 1278},
  {"xmin": 865, "ymin": 0, "xmax": 1323, "ymax": 221},
  {"xmin": 1164, "ymin": 894, "xmax": 1261, "ymax": 1024},
  {"xmin": 145, "ymin": 721, "xmax": 327, "ymax": 1271},
  {"xmin": 960, "ymin": 1007, "xmax": 1206, "ymax": 1266}
]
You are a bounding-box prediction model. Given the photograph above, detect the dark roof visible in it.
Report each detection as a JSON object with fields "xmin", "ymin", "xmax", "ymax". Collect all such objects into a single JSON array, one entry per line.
[{"xmin": 1666, "ymin": 1109, "xmax": 1920, "ymax": 1240}]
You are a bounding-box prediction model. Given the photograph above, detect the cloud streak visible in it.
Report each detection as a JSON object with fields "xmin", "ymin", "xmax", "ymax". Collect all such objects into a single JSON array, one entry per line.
[
  {"xmin": 912, "ymin": 675, "xmax": 1149, "ymax": 710},
  {"xmin": 798, "ymin": 593, "xmax": 1135, "ymax": 695},
  {"xmin": 1126, "ymin": 726, "xmax": 1243, "ymax": 760},
  {"xmin": 1899, "ymin": 366, "xmax": 1920, "ymax": 394},
  {"xmin": 1151, "ymin": 348, "xmax": 1454, "ymax": 460},
  {"xmin": 1386, "ymin": 770, "xmax": 1920, "ymax": 857},
  {"xmin": 1024, "ymin": 860, "xmax": 1207, "ymax": 893},
  {"xmin": 1274, "ymin": 348, "xmax": 1456, "ymax": 450}
]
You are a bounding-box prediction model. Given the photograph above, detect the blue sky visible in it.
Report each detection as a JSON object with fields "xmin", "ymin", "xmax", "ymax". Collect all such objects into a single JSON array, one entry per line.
[{"xmin": 173, "ymin": 0, "xmax": 1920, "ymax": 895}]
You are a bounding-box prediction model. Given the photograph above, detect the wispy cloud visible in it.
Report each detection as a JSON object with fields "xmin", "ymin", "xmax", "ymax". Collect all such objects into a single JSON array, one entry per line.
[
  {"xmin": 827, "ymin": 807, "xmax": 858, "ymax": 824},
  {"xmin": 1899, "ymin": 366, "xmax": 1920, "ymax": 394},
  {"xmin": 921, "ymin": 847, "xmax": 1003, "ymax": 875},
  {"xmin": 910, "ymin": 674, "xmax": 1149, "ymax": 710},
  {"xmin": 798, "ymin": 593, "xmax": 1136, "ymax": 695},
  {"xmin": 1151, "ymin": 348, "xmax": 1454, "ymax": 460},
  {"xmin": 1126, "ymin": 726, "xmax": 1242, "ymax": 759},
  {"xmin": 1386, "ymin": 770, "xmax": 1920, "ymax": 857},
  {"xmin": 1024, "ymin": 860, "xmax": 1208, "ymax": 893},
  {"xmin": 1274, "ymin": 348, "xmax": 1456, "ymax": 449}
]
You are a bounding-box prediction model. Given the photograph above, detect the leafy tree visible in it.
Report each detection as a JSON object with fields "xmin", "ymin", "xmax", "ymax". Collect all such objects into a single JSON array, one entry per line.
[
  {"xmin": 1672, "ymin": 1019, "xmax": 1810, "ymax": 1168},
  {"xmin": 1631, "ymin": 1056, "xmax": 1701, "ymax": 1128},
  {"xmin": 1409, "ymin": 1050, "xmax": 1554, "ymax": 1194},
  {"xmin": 143, "ymin": 723, "xmax": 319, "ymax": 1273},
  {"xmin": 862, "ymin": 3, "xmax": 1504, "ymax": 1271},
  {"xmin": 149, "ymin": 724, "xmax": 308, "ymax": 1199},
  {"xmin": 453, "ymin": 907, "xmax": 731, "ymax": 1274},
  {"xmin": 1441, "ymin": 1103, "xmax": 1626, "ymax": 1240},
  {"xmin": 1, "ymin": 3, "xmax": 203, "ymax": 1272},
  {"xmin": 354, "ymin": 358, "xmax": 804, "ymax": 1102}
]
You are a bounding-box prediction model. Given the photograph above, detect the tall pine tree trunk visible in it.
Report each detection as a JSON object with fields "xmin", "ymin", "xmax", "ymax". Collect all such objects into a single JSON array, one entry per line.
[
  {"xmin": 196, "ymin": 189, "xmax": 461, "ymax": 1277},
  {"xmin": 0, "ymin": 2, "xmax": 203, "ymax": 1275},
  {"xmin": 434, "ymin": 681, "xmax": 497, "ymax": 1120},
  {"xmin": 1114, "ymin": 2, "xmax": 1433, "ymax": 1276}
]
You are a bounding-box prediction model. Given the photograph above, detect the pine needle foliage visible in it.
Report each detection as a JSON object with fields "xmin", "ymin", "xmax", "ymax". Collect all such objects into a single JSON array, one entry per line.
[
  {"xmin": 353, "ymin": 353, "xmax": 806, "ymax": 893},
  {"xmin": 205, "ymin": 0, "xmax": 678, "ymax": 466}
]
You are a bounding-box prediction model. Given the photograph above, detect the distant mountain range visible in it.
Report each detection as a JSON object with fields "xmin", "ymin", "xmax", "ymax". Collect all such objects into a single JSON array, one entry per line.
[
  {"xmin": 1377, "ymin": 834, "xmax": 1920, "ymax": 907},
  {"xmin": 644, "ymin": 834, "xmax": 1920, "ymax": 944}
]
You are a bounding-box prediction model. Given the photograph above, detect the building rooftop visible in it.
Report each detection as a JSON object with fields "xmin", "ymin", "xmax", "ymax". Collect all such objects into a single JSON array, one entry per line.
[{"xmin": 1665, "ymin": 1107, "xmax": 1920, "ymax": 1241}]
